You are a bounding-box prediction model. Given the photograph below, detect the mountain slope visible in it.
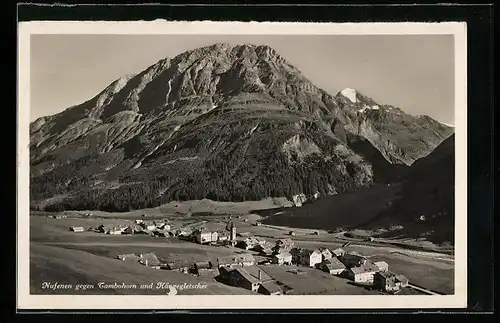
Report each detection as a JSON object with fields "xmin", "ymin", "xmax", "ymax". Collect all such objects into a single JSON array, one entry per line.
[
  {"xmin": 361, "ymin": 134, "xmax": 455, "ymax": 244},
  {"xmin": 29, "ymin": 43, "xmax": 453, "ymax": 211}
]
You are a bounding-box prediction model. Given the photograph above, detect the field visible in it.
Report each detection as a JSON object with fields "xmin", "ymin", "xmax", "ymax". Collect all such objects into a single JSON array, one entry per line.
[{"xmin": 29, "ymin": 202, "xmax": 454, "ymax": 295}]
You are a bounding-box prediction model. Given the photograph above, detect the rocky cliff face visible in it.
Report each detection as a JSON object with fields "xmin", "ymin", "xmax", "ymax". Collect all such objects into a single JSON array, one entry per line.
[{"xmin": 29, "ymin": 43, "xmax": 453, "ymax": 211}]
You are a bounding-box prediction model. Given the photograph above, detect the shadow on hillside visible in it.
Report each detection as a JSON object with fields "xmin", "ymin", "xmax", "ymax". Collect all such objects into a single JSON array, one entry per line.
[{"xmin": 250, "ymin": 183, "xmax": 403, "ymax": 231}]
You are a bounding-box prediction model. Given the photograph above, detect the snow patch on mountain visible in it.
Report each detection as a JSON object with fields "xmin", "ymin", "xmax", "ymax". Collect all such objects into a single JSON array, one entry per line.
[{"xmin": 340, "ymin": 88, "xmax": 357, "ymax": 103}]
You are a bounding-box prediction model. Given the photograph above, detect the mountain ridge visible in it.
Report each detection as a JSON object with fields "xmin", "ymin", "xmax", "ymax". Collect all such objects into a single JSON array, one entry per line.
[{"xmin": 29, "ymin": 43, "xmax": 453, "ymax": 212}]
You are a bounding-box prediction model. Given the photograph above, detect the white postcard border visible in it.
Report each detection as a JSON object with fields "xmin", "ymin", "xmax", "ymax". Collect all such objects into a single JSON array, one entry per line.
[{"xmin": 17, "ymin": 20, "xmax": 468, "ymax": 310}]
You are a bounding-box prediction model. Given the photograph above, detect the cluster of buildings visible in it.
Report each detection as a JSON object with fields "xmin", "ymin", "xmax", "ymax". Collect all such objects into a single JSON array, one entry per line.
[
  {"xmin": 193, "ymin": 222, "xmax": 237, "ymax": 245},
  {"xmin": 116, "ymin": 251, "xmax": 218, "ymax": 276},
  {"xmin": 231, "ymin": 235, "xmax": 409, "ymax": 294},
  {"xmin": 69, "ymin": 219, "xmax": 195, "ymax": 239},
  {"xmin": 71, "ymin": 215, "xmax": 410, "ymax": 294}
]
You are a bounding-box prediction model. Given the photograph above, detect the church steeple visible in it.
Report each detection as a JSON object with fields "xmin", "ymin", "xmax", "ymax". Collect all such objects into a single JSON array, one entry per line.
[{"xmin": 230, "ymin": 222, "xmax": 236, "ymax": 241}]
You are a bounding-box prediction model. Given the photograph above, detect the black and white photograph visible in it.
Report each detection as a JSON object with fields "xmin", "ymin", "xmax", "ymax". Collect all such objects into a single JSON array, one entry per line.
[{"xmin": 17, "ymin": 21, "xmax": 467, "ymax": 309}]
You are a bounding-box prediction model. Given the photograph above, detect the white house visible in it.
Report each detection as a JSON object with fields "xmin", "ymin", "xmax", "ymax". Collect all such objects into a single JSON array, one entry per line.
[
  {"xmin": 374, "ymin": 261, "xmax": 389, "ymax": 272},
  {"xmin": 291, "ymin": 248, "xmax": 323, "ymax": 268},
  {"xmin": 319, "ymin": 258, "xmax": 347, "ymax": 275},
  {"xmin": 271, "ymin": 252, "xmax": 292, "ymax": 266},
  {"xmin": 346, "ymin": 261, "xmax": 380, "ymax": 284}
]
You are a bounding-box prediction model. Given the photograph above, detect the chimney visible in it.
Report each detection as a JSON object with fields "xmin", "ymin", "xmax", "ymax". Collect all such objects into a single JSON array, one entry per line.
[
  {"xmin": 146, "ymin": 259, "xmax": 149, "ymax": 266},
  {"xmin": 258, "ymin": 270, "xmax": 262, "ymax": 281}
]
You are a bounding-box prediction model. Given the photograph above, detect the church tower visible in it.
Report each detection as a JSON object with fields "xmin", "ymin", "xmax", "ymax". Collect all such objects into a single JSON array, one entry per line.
[{"xmin": 230, "ymin": 222, "xmax": 236, "ymax": 241}]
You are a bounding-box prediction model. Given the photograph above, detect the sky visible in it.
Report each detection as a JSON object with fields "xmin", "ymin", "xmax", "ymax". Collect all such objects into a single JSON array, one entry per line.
[{"xmin": 30, "ymin": 34, "xmax": 455, "ymax": 125}]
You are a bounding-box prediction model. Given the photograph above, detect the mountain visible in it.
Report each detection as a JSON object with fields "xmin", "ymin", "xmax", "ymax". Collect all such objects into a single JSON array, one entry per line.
[
  {"xmin": 29, "ymin": 43, "xmax": 453, "ymax": 212},
  {"xmin": 360, "ymin": 134, "xmax": 455, "ymax": 244}
]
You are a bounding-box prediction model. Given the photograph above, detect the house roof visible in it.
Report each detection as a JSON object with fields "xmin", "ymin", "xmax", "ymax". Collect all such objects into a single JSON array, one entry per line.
[
  {"xmin": 350, "ymin": 261, "xmax": 379, "ymax": 274},
  {"xmin": 374, "ymin": 261, "xmax": 389, "ymax": 269},
  {"xmin": 291, "ymin": 248, "xmax": 320, "ymax": 257},
  {"xmin": 139, "ymin": 253, "xmax": 161, "ymax": 266},
  {"xmin": 259, "ymin": 280, "xmax": 283, "ymax": 294},
  {"xmin": 332, "ymin": 248, "xmax": 345, "ymax": 254},
  {"xmin": 323, "ymin": 257, "xmax": 346, "ymax": 269},
  {"xmin": 376, "ymin": 271, "xmax": 396, "ymax": 279},
  {"xmin": 395, "ymin": 274, "xmax": 409, "ymax": 284},
  {"xmin": 218, "ymin": 253, "xmax": 255, "ymax": 265},
  {"xmin": 218, "ymin": 230, "xmax": 230, "ymax": 237},
  {"xmin": 340, "ymin": 253, "xmax": 366, "ymax": 262},
  {"xmin": 167, "ymin": 259, "xmax": 193, "ymax": 269},
  {"xmin": 233, "ymin": 265, "xmax": 272, "ymax": 283},
  {"xmin": 117, "ymin": 253, "xmax": 140, "ymax": 261},
  {"xmin": 273, "ymin": 252, "xmax": 292, "ymax": 259}
]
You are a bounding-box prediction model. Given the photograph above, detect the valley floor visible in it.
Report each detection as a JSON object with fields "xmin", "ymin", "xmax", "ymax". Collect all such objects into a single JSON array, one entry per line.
[{"xmin": 28, "ymin": 205, "xmax": 455, "ymax": 296}]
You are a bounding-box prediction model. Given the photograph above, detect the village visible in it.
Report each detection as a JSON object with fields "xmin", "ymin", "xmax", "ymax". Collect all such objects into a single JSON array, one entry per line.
[{"xmin": 65, "ymin": 215, "xmax": 415, "ymax": 296}]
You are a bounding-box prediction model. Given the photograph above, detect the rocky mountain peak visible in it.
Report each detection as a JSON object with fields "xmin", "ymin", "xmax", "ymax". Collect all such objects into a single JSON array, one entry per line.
[{"xmin": 29, "ymin": 42, "xmax": 454, "ymax": 212}]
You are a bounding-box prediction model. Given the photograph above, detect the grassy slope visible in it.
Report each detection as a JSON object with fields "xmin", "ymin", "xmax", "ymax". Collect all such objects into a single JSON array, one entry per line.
[{"xmin": 30, "ymin": 243, "xmax": 253, "ymax": 295}]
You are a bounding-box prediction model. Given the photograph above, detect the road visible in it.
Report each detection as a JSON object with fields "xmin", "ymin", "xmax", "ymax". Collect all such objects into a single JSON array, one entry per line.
[{"xmin": 407, "ymin": 283, "xmax": 443, "ymax": 295}]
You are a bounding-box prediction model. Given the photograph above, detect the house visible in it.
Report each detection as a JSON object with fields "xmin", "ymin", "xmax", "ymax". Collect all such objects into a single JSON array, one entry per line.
[
  {"xmin": 145, "ymin": 223, "xmax": 157, "ymax": 231},
  {"xmin": 217, "ymin": 253, "xmax": 256, "ymax": 268},
  {"xmin": 239, "ymin": 237, "xmax": 266, "ymax": 250},
  {"xmin": 217, "ymin": 230, "xmax": 230, "ymax": 242},
  {"xmin": 395, "ymin": 274, "xmax": 409, "ymax": 287},
  {"xmin": 253, "ymin": 241, "xmax": 273, "ymax": 252},
  {"xmin": 166, "ymin": 260, "xmax": 192, "ymax": 273},
  {"xmin": 138, "ymin": 253, "xmax": 162, "ymax": 268},
  {"xmin": 117, "ymin": 253, "xmax": 140, "ymax": 263},
  {"xmin": 346, "ymin": 261, "xmax": 380, "ymax": 284},
  {"xmin": 318, "ymin": 258, "xmax": 347, "ymax": 275},
  {"xmin": 271, "ymin": 252, "xmax": 292, "ymax": 266},
  {"xmin": 374, "ymin": 261, "xmax": 389, "ymax": 272},
  {"xmin": 153, "ymin": 230, "xmax": 169, "ymax": 237},
  {"xmin": 154, "ymin": 221, "xmax": 171, "ymax": 231},
  {"xmin": 190, "ymin": 261, "xmax": 214, "ymax": 275},
  {"xmin": 331, "ymin": 248, "xmax": 346, "ymax": 257},
  {"xmin": 97, "ymin": 224, "xmax": 112, "ymax": 234},
  {"xmin": 290, "ymin": 248, "xmax": 322, "ymax": 268},
  {"xmin": 69, "ymin": 226, "xmax": 85, "ymax": 232},
  {"xmin": 134, "ymin": 228, "xmax": 149, "ymax": 235},
  {"xmin": 194, "ymin": 228, "xmax": 218, "ymax": 244},
  {"xmin": 161, "ymin": 224, "xmax": 171, "ymax": 231},
  {"xmin": 374, "ymin": 272, "xmax": 409, "ymax": 292},
  {"xmin": 258, "ymin": 280, "xmax": 283, "ymax": 295},
  {"xmin": 218, "ymin": 265, "xmax": 272, "ymax": 292},
  {"xmin": 109, "ymin": 227, "xmax": 124, "ymax": 235},
  {"xmin": 175, "ymin": 229, "xmax": 189, "ymax": 237},
  {"xmin": 121, "ymin": 226, "xmax": 134, "ymax": 235},
  {"xmin": 289, "ymin": 231, "xmax": 296, "ymax": 236},
  {"xmin": 273, "ymin": 238, "xmax": 294, "ymax": 254},
  {"xmin": 237, "ymin": 238, "xmax": 256, "ymax": 250},
  {"xmin": 339, "ymin": 253, "xmax": 367, "ymax": 268},
  {"xmin": 135, "ymin": 219, "xmax": 143, "ymax": 224},
  {"xmin": 319, "ymin": 248, "xmax": 333, "ymax": 261},
  {"xmin": 257, "ymin": 245, "xmax": 274, "ymax": 256}
]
